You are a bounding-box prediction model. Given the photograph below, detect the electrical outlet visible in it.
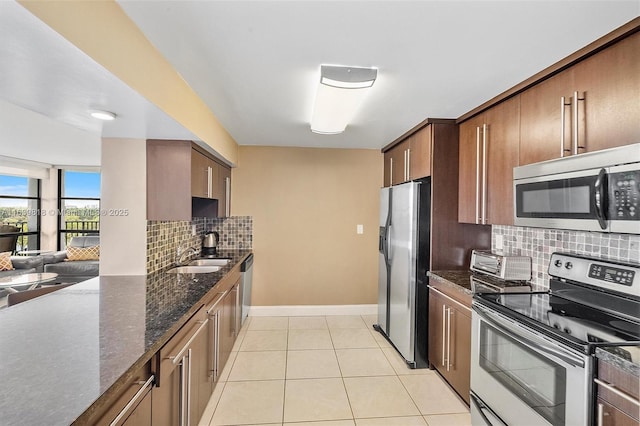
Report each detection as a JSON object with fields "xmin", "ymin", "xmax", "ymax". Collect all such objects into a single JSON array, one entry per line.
[
  {"xmin": 192, "ymin": 224, "xmax": 197, "ymax": 236},
  {"xmin": 357, "ymin": 224, "xmax": 364, "ymax": 234},
  {"xmin": 495, "ymin": 234, "xmax": 504, "ymax": 250}
]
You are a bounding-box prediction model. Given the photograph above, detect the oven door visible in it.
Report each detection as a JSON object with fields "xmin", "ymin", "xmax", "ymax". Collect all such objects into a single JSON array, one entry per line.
[
  {"xmin": 514, "ymin": 167, "xmax": 609, "ymax": 232},
  {"xmin": 471, "ymin": 303, "xmax": 591, "ymax": 426}
]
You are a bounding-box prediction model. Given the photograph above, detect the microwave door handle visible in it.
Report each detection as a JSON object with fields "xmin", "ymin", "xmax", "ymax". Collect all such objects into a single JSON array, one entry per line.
[{"xmin": 594, "ymin": 168, "xmax": 608, "ymax": 230}]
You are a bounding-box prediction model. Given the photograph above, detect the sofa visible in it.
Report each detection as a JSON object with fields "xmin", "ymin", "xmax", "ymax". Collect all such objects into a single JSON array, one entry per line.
[{"xmin": 43, "ymin": 236, "xmax": 100, "ymax": 284}]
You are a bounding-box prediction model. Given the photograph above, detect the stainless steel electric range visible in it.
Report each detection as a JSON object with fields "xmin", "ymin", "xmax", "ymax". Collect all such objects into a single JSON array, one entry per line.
[{"xmin": 470, "ymin": 252, "xmax": 640, "ymax": 426}]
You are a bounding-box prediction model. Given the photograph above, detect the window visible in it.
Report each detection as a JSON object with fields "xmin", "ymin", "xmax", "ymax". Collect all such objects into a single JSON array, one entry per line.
[
  {"xmin": 58, "ymin": 170, "xmax": 100, "ymax": 249},
  {"xmin": 0, "ymin": 174, "xmax": 40, "ymax": 252}
]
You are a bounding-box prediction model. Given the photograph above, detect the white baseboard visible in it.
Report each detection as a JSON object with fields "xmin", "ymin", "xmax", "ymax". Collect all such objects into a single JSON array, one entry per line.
[{"xmin": 249, "ymin": 304, "xmax": 378, "ymax": 317}]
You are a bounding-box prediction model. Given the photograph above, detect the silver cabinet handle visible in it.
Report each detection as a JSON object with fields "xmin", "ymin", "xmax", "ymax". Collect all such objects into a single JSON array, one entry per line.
[
  {"xmin": 597, "ymin": 402, "xmax": 604, "ymax": 426},
  {"xmin": 573, "ymin": 91, "xmax": 585, "ymax": 155},
  {"xmin": 206, "ymin": 166, "xmax": 212, "ymax": 198},
  {"xmin": 475, "ymin": 126, "xmax": 481, "ymax": 225},
  {"xmin": 186, "ymin": 348, "xmax": 192, "ymax": 426},
  {"xmin": 225, "ymin": 176, "xmax": 231, "ymax": 217},
  {"xmin": 168, "ymin": 319, "xmax": 209, "ymax": 365},
  {"xmin": 389, "ymin": 157, "xmax": 393, "ymax": 186},
  {"xmin": 407, "ymin": 148, "xmax": 411, "ymax": 181},
  {"xmin": 214, "ymin": 312, "xmax": 220, "ymax": 380},
  {"xmin": 206, "ymin": 292, "xmax": 227, "ymax": 313},
  {"xmin": 179, "ymin": 356, "xmax": 187, "ymax": 426},
  {"xmin": 403, "ymin": 149, "xmax": 407, "ymax": 182},
  {"xmin": 594, "ymin": 378, "xmax": 640, "ymax": 408},
  {"xmin": 481, "ymin": 124, "xmax": 488, "ymax": 225},
  {"xmin": 446, "ymin": 307, "xmax": 452, "ymax": 371},
  {"xmin": 560, "ymin": 96, "xmax": 571, "ymax": 157},
  {"xmin": 441, "ymin": 304, "xmax": 446, "ymax": 367},
  {"xmin": 109, "ymin": 375, "xmax": 155, "ymax": 426}
]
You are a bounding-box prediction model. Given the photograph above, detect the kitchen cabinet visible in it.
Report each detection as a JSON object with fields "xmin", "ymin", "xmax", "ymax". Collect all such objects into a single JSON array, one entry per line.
[
  {"xmin": 594, "ymin": 357, "xmax": 640, "ymax": 426},
  {"xmin": 147, "ymin": 140, "xmax": 232, "ymax": 220},
  {"xmin": 428, "ymin": 284, "xmax": 472, "ymax": 405},
  {"xmin": 520, "ymin": 32, "xmax": 640, "ymax": 165},
  {"xmin": 153, "ymin": 307, "xmax": 210, "ymax": 426},
  {"xmin": 458, "ymin": 96, "xmax": 520, "ymax": 226},
  {"xmin": 91, "ymin": 363, "xmax": 154, "ymax": 426},
  {"xmin": 382, "ymin": 124, "xmax": 435, "ymax": 187},
  {"xmin": 219, "ymin": 280, "xmax": 241, "ymax": 371}
]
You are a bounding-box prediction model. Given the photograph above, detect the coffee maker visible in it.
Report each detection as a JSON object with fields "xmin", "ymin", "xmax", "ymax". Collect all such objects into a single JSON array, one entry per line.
[{"xmin": 202, "ymin": 231, "xmax": 219, "ymax": 256}]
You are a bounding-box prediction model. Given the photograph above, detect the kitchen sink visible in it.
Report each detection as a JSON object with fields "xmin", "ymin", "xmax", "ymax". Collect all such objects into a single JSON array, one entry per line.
[
  {"xmin": 189, "ymin": 258, "xmax": 231, "ymax": 267},
  {"xmin": 167, "ymin": 265, "xmax": 221, "ymax": 274}
]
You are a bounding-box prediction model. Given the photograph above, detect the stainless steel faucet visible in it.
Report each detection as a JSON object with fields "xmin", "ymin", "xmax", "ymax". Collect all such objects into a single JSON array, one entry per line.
[{"xmin": 176, "ymin": 245, "xmax": 199, "ymax": 266}]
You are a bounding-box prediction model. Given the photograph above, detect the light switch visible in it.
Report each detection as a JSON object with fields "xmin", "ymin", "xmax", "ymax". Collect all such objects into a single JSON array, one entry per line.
[
  {"xmin": 357, "ymin": 224, "xmax": 364, "ymax": 234},
  {"xmin": 495, "ymin": 234, "xmax": 504, "ymax": 250},
  {"xmin": 192, "ymin": 225, "xmax": 197, "ymax": 236}
]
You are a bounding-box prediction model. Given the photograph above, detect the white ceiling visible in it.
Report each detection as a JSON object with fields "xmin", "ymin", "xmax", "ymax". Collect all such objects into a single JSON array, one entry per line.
[
  {"xmin": 118, "ymin": 0, "xmax": 639, "ymax": 149},
  {"xmin": 0, "ymin": 1, "xmax": 638, "ymax": 168}
]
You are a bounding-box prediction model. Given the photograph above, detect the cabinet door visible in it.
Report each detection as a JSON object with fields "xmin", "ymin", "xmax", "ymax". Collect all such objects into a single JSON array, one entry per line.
[
  {"xmin": 219, "ymin": 288, "xmax": 236, "ymax": 372},
  {"xmin": 191, "ymin": 149, "xmax": 210, "ymax": 198},
  {"xmin": 484, "ymin": 96, "xmax": 520, "ymax": 225},
  {"xmin": 428, "ymin": 289, "xmax": 446, "ymax": 369},
  {"xmin": 391, "ymin": 140, "xmax": 410, "ymax": 185},
  {"xmin": 217, "ymin": 165, "xmax": 231, "ymax": 217},
  {"xmin": 383, "ymin": 150, "xmax": 392, "ymax": 187},
  {"xmin": 190, "ymin": 321, "xmax": 210, "ymax": 424},
  {"xmin": 152, "ymin": 360, "xmax": 182, "ymax": 426},
  {"xmin": 520, "ymin": 70, "xmax": 574, "ymax": 165},
  {"xmin": 448, "ymin": 306, "xmax": 471, "ymax": 405},
  {"xmin": 458, "ymin": 115, "xmax": 484, "ymax": 224},
  {"xmin": 596, "ymin": 397, "xmax": 639, "ymax": 426},
  {"xmin": 573, "ymin": 32, "xmax": 640, "ymax": 153},
  {"xmin": 409, "ymin": 126, "xmax": 432, "ymax": 180}
]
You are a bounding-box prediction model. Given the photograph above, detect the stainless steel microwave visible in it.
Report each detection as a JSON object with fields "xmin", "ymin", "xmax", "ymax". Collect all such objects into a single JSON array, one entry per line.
[{"xmin": 513, "ymin": 143, "xmax": 640, "ymax": 234}]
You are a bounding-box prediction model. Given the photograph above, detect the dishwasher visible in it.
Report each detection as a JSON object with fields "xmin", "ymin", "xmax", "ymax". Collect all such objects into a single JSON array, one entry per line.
[{"xmin": 240, "ymin": 253, "xmax": 253, "ymax": 326}]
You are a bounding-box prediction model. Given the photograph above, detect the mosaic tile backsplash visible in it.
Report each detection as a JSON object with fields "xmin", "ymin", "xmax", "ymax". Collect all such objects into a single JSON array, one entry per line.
[
  {"xmin": 147, "ymin": 216, "xmax": 252, "ymax": 274},
  {"xmin": 492, "ymin": 225, "xmax": 640, "ymax": 289}
]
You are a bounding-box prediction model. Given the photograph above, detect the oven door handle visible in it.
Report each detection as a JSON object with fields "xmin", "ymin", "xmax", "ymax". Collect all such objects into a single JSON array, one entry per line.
[
  {"xmin": 470, "ymin": 392, "xmax": 507, "ymax": 426},
  {"xmin": 474, "ymin": 303, "xmax": 585, "ymax": 368}
]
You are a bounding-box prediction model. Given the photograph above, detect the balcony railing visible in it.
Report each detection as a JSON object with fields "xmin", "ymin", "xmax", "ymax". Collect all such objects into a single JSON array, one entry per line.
[{"xmin": 62, "ymin": 220, "xmax": 100, "ymax": 246}]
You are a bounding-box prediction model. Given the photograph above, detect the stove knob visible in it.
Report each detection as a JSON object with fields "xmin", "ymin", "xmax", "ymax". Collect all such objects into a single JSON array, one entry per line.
[
  {"xmin": 553, "ymin": 323, "xmax": 560, "ymax": 329},
  {"xmin": 564, "ymin": 328, "xmax": 571, "ymax": 334},
  {"xmin": 554, "ymin": 259, "xmax": 563, "ymax": 268},
  {"xmin": 565, "ymin": 262, "xmax": 573, "ymax": 269}
]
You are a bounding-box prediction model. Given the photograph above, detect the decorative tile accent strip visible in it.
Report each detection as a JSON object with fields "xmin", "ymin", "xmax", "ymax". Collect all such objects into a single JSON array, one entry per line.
[
  {"xmin": 146, "ymin": 216, "xmax": 253, "ymax": 274},
  {"xmin": 492, "ymin": 225, "xmax": 640, "ymax": 289}
]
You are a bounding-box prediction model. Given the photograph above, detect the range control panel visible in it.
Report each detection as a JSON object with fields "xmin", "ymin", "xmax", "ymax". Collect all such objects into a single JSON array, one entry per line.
[
  {"xmin": 549, "ymin": 252, "xmax": 639, "ymax": 298},
  {"xmin": 588, "ymin": 264, "xmax": 635, "ymax": 286}
]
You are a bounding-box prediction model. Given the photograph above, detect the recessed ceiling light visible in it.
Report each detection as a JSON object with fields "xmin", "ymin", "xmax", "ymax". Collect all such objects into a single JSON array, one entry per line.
[{"xmin": 89, "ymin": 110, "xmax": 117, "ymax": 121}]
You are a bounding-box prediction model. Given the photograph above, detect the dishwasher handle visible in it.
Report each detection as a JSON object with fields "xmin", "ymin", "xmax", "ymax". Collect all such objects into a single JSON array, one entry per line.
[{"xmin": 241, "ymin": 253, "xmax": 253, "ymax": 272}]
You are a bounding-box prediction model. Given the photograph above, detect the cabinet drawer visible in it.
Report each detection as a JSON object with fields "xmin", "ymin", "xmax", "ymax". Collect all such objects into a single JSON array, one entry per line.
[{"xmin": 156, "ymin": 308, "xmax": 208, "ymax": 384}]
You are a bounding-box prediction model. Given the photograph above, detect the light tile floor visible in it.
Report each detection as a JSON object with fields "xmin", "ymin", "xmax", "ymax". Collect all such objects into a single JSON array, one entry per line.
[{"xmin": 199, "ymin": 315, "xmax": 471, "ymax": 426}]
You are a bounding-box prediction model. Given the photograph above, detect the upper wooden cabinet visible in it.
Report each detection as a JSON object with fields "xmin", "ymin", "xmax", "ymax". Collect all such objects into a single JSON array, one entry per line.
[
  {"xmin": 147, "ymin": 140, "xmax": 232, "ymax": 220},
  {"xmin": 520, "ymin": 31, "xmax": 640, "ymax": 165},
  {"xmin": 458, "ymin": 96, "xmax": 520, "ymax": 226},
  {"xmin": 382, "ymin": 124, "xmax": 434, "ymax": 187}
]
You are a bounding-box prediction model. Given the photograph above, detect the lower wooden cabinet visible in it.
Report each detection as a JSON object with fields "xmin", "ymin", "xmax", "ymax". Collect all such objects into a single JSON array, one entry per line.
[
  {"xmin": 428, "ymin": 285, "xmax": 472, "ymax": 405},
  {"xmin": 93, "ymin": 364, "xmax": 154, "ymax": 426},
  {"xmin": 595, "ymin": 357, "xmax": 640, "ymax": 426},
  {"xmin": 153, "ymin": 307, "xmax": 211, "ymax": 426}
]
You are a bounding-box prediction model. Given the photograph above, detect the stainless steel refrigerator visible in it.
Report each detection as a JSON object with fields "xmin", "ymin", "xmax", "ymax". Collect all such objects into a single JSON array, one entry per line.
[{"xmin": 375, "ymin": 179, "xmax": 430, "ymax": 368}]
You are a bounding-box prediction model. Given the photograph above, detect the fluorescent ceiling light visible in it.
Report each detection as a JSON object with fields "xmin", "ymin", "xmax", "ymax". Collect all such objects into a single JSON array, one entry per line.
[
  {"xmin": 310, "ymin": 65, "xmax": 377, "ymax": 135},
  {"xmin": 89, "ymin": 110, "xmax": 117, "ymax": 121}
]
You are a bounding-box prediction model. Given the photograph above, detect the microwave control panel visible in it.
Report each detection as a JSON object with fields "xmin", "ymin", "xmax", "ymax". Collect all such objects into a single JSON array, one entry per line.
[{"xmin": 609, "ymin": 170, "xmax": 639, "ymax": 220}]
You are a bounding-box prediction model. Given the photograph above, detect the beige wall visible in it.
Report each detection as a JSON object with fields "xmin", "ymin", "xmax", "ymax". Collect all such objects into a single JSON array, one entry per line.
[
  {"xmin": 100, "ymin": 138, "xmax": 147, "ymax": 275},
  {"xmin": 232, "ymin": 146, "xmax": 383, "ymax": 306}
]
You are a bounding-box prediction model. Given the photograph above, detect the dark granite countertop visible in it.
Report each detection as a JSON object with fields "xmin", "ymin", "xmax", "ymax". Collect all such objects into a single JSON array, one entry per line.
[
  {"xmin": 595, "ymin": 345, "xmax": 640, "ymax": 377},
  {"xmin": 0, "ymin": 249, "xmax": 251, "ymax": 426},
  {"xmin": 428, "ymin": 270, "xmax": 544, "ymax": 295}
]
